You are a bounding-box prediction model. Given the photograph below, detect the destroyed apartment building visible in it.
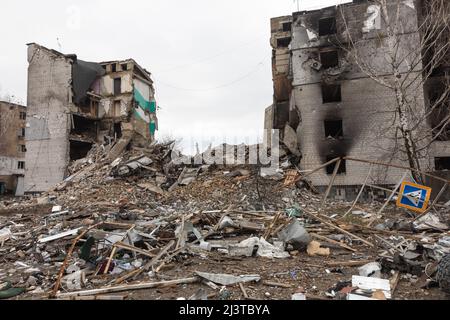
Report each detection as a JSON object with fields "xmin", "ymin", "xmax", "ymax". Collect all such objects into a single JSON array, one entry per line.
[
  {"xmin": 0, "ymin": 101, "xmax": 27, "ymax": 196},
  {"xmin": 24, "ymin": 43, "xmax": 159, "ymax": 193},
  {"xmin": 266, "ymin": 0, "xmax": 450, "ymax": 200}
]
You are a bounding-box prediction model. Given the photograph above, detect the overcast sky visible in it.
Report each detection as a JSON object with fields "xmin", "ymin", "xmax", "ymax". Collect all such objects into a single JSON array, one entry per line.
[{"xmin": 0, "ymin": 0, "xmax": 348, "ymax": 154}]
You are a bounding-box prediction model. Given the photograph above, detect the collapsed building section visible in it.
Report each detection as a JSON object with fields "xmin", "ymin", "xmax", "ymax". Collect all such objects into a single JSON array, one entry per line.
[
  {"xmin": 0, "ymin": 101, "xmax": 27, "ymax": 196},
  {"xmin": 25, "ymin": 43, "xmax": 158, "ymax": 193},
  {"xmin": 266, "ymin": 0, "xmax": 450, "ymax": 200}
]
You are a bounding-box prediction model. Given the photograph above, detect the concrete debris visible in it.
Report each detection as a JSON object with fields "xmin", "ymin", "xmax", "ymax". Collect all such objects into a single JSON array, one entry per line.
[
  {"xmin": 0, "ymin": 141, "xmax": 449, "ymax": 300},
  {"xmin": 413, "ymin": 212, "xmax": 448, "ymax": 231},
  {"xmin": 0, "ymin": 228, "xmax": 12, "ymax": 246},
  {"xmin": 278, "ymin": 220, "xmax": 311, "ymax": 249},
  {"xmin": 194, "ymin": 272, "xmax": 261, "ymax": 286},
  {"xmin": 358, "ymin": 262, "xmax": 382, "ymax": 278},
  {"xmin": 232, "ymin": 237, "xmax": 290, "ymax": 259}
]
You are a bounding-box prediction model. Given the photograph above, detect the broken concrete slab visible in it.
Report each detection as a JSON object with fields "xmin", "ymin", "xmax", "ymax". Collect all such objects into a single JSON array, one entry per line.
[
  {"xmin": 278, "ymin": 220, "xmax": 311, "ymax": 249},
  {"xmin": 194, "ymin": 272, "xmax": 261, "ymax": 286}
]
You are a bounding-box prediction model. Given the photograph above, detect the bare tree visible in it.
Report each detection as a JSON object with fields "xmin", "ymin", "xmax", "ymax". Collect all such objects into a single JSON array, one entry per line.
[{"xmin": 334, "ymin": 0, "xmax": 450, "ymax": 183}]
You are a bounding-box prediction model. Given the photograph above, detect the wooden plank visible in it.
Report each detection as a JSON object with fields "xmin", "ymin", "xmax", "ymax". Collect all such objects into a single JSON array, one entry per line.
[
  {"xmin": 56, "ymin": 277, "xmax": 199, "ymax": 298},
  {"xmin": 38, "ymin": 228, "xmax": 82, "ymax": 243},
  {"xmin": 263, "ymin": 281, "xmax": 292, "ymax": 288},
  {"xmin": 302, "ymin": 210, "xmax": 374, "ymax": 247},
  {"xmin": 104, "ymin": 247, "xmax": 117, "ymax": 275},
  {"xmin": 312, "ymin": 234, "xmax": 357, "ymax": 252},
  {"xmin": 344, "ymin": 157, "xmax": 450, "ymax": 183},
  {"xmin": 325, "ymin": 260, "xmax": 373, "ymax": 267},
  {"xmin": 321, "ymin": 159, "xmax": 342, "ymax": 208},
  {"xmin": 376, "ymin": 171, "xmax": 408, "ymax": 216},
  {"xmin": 344, "ymin": 164, "xmax": 373, "ymax": 217},
  {"xmin": 298, "ymin": 157, "xmax": 340, "ymax": 180},
  {"xmin": 239, "ymin": 283, "xmax": 249, "ymax": 299},
  {"xmin": 114, "ymin": 242, "xmax": 156, "ymax": 258}
]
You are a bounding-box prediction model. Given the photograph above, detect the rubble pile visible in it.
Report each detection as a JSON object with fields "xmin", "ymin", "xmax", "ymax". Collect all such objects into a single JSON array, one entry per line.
[{"xmin": 0, "ymin": 142, "xmax": 449, "ymax": 300}]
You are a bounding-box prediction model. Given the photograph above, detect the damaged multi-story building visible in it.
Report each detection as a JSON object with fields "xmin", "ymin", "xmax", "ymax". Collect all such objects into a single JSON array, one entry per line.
[
  {"xmin": 25, "ymin": 43, "xmax": 158, "ymax": 193},
  {"xmin": 267, "ymin": 0, "xmax": 450, "ymax": 200},
  {"xmin": 0, "ymin": 101, "xmax": 27, "ymax": 196}
]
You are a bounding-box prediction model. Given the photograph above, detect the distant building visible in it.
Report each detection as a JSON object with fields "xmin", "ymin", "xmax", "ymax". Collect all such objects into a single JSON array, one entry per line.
[
  {"xmin": 0, "ymin": 101, "xmax": 27, "ymax": 196},
  {"xmin": 25, "ymin": 43, "xmax": 158, "ymax": 192},
  {"xmin": 267, "ymin": 0, "xmax": 450, "ymax": 200}
]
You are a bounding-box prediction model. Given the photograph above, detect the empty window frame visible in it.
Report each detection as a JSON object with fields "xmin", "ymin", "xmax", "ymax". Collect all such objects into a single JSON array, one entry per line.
[
  {"xmin": 111, "ymin": 64, "xmax": 117, "ymax": 72},
  {"xmin": 18, "ymin": 127, "xmax": 26, "ymax": 138},
  {"xmin": 322, "ymin": 84, "xmax": 342, "ymax": 103},
  {"xmin": 319, "ymin": 17, "xmax": 337, "ymax": 36},
  {"xmin": 114, "ymin": 78, "xmax": 122, "ymax": 95},
  {"xmin": 19, "ymin": 112, "xmax": 27, "ymax": 120},
  {"xmin": 18, "ymin": 145, "xmax": 26, "ymax": 153},
  {"xmin": 121, "ymin": 64, "xmax": 128, "ymax": 71},
  {"xmin": 320, "ymin": 51, "xmax": 339, "ymax": 69},
  {"xmin": 18, "ymin": 161, "xmax": 25, "ymax": 170},
  {"xmin": 326, "ymin": 156, "xmax": 347, "ymax": 175},
  {"xmin": 435, "ymin": 157, "xmax": 450, "ymax": 170},
  {"xmin": 324, "ymin": 120, "xmax": 343, "ymax": 138},
  {"xmin": 282, "ymin": 22, "xmax": 292, "ymax": 32},
  {"xmin": 277, "ymin": 37, "xmax": 292, "ymax": 48}
]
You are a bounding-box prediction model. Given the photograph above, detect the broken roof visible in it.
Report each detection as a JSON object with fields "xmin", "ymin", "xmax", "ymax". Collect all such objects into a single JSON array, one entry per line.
[{"xmin": 100, "ymin": 59, "xmax": 153, "ymax": 83}]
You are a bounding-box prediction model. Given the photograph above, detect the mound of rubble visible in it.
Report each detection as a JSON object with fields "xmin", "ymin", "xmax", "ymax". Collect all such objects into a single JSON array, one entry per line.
[{"xmin": 0, "ymin": 142, "xmax": 449, "ymax": 300}]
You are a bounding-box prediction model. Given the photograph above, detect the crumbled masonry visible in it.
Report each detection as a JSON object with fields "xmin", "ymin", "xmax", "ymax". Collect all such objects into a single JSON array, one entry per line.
[{"xmin": 0, "ymin": 141, "xmax": 449, "ymax": 300}]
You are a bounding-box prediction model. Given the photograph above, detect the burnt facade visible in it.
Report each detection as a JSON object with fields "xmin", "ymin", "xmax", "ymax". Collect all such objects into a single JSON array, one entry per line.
[
  {"xmin": 0, "ymin": 101, "xmax": 27, "ymax": 195},
  {"xmin": 25, "ymin": 43, "xmax": 158, "ymax": 192},
  {"xmin": 268, "ymin": 0, "xmax": 450, "ymax": 198}
]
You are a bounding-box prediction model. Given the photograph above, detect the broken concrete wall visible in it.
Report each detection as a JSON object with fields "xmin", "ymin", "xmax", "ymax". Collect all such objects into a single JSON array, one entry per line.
[{"xmin": 24, "ymin": 44, "xmax": 73, "ymax": 193}]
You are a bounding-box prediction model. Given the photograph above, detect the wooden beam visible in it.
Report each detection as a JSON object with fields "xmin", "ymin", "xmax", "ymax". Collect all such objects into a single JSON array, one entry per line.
[
  {"xmin": 376, "ymin": 171, "xmax": 409, "ymax": 216},
  {"xmin": 344, "ymin": 157, "xmax": 450, "ymax": 183},
  {"xmin": 344, "ymin": 164, "xmax": 373, "ymax": 217},
  {"xmin": 302, "ymin": 210, "xmax": 374, "ymax": 247},
  {"xmin": 312, "ymin": 233, "xmax": 357, "ymax": 252},
  {"xmin": 56, "ymin": 277, "xmax": 199, "ymax": 298},
  {"xmin": 321, "ymin": 159, "xmax": 342, "ymax": 208}
]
